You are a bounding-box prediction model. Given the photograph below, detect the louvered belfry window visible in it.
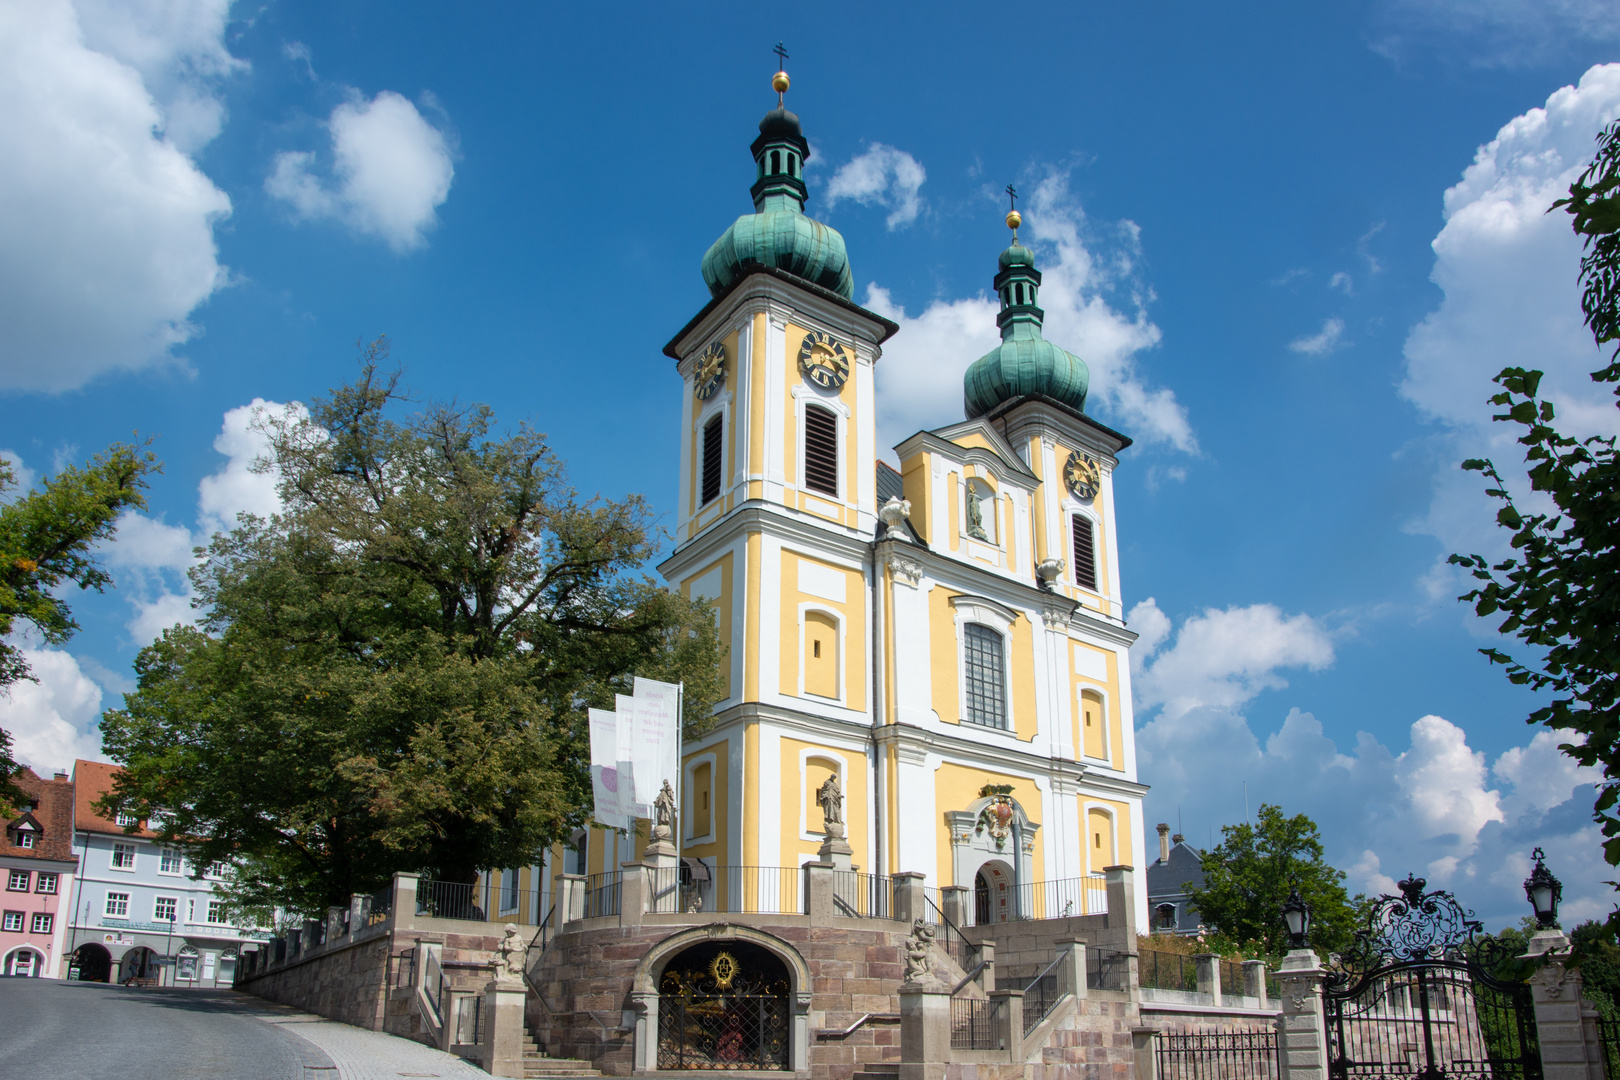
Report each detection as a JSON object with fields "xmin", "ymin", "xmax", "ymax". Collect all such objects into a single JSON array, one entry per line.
[
  {"xmin": 803, "ymin": 405, "xmax": 839, "ymax": 497},
  {"xmin": 701, "ymin": 415, "xmax": 723, "ymax": 505},
  {"xmin": 1072, "ymin": 514, "xmax": 1097, "ymax": 591},
  {"xmin": 963, "ymin": 624, "xmax": 1007, "ymax": 729}
]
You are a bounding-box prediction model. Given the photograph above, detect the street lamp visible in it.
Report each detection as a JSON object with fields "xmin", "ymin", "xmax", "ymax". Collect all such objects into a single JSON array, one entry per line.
[
  {"xmin": 1282, "ymin": 886, "xmax": 1312, "ymax": 950},
  {"xmin": 1523, "ymin": 847, "xmax": 1562, "ymax": 929}
]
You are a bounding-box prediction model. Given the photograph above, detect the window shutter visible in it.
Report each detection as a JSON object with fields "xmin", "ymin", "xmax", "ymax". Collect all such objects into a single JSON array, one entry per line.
[
  {"xmin": 1072, "ymin": 514, "xmax": 1097, "ymax": 591},
  {"xmin": 803, "ymin": 406, "xmax": 839, "ymax": 496},
  {"xmin": 701, "ymin": 415, "xmax": 723, "ymax": 505}
]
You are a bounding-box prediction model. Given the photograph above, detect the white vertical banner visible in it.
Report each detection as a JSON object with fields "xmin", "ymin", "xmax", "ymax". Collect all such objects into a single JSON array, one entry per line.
[
  {"xmin": 588, "ymin": 707, "xmax": 628, "ymax": 829},
  {"xmin": 615, "ymin": 694, "xmax": 653, "ymax": 818},
  {"xmin": 633, "ymin": 676, "xmax": 682, "ymax": 808}
]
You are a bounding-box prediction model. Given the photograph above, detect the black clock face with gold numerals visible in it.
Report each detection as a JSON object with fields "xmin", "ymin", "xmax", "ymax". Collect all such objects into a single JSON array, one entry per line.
[
  {"xmin": 694, "ymin": 340, "xmax": 727, "ymax": 400},
  {"xmin": 797, "ymin": 330, "xmax": 850, "ymax": 390},
  {"xmin": 1064, "ymin": 450, "xmax": 1102, "ymax": 500}
]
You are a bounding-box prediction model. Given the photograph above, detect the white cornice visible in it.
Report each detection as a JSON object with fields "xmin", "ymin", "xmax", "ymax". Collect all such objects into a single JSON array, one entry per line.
[{"xmin": 669, "ymin": 277, "xmax": 892, "ymax": 365}]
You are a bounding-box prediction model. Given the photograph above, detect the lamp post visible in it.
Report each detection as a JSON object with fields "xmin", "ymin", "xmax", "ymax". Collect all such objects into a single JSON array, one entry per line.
[
  {"xmin": 1523, "ymin": 847, "xmax": 1562, "ymax": 930},
  {"xmin": 1281, "ymin": 886, "xmax": 1312, "ymax": 951}
]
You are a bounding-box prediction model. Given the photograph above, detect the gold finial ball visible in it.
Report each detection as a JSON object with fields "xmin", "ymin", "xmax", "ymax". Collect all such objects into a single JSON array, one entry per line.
[
  {"xmin": 772, "ymin": 70, "xmax": 790, "ymax": 94},
  {"xmin": 1006, "ymin": 210, "xmax": 1022, "ymax": 231}
]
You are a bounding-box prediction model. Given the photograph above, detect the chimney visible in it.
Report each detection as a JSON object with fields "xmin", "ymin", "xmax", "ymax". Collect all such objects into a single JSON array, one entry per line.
[
  {"xmin": 1157, "ymin": 823, "xmax": 1171, "ymax": 863},
  {"xmin": 1172, "ymin": 833, "xmax": 1185, "ymax": 847},
  {"xmin": 53, "ymin": 772, "xmax": 68, "ymax": 782}
]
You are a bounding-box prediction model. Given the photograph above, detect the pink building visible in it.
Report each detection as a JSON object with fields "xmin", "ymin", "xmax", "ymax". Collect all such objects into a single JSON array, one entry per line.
[{"xmin": 1, "ymin": 768, "xmax": 77, "ymax": 977}]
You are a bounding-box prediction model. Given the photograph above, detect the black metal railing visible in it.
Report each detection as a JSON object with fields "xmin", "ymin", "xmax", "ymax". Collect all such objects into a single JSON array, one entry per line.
[
  {"xmin": 365, "ymin": 884, "xmax": 393, "ymax": 925},
  {"xmin": 923, "ymin": 893, "xmax": 974, "ymax": 966},
  {"xmin": 1139, "ymin": 949, "xmax": 1198, "ymax": 992},
  {"xmin": 950, "ymin": 997, "xmax": 1007, "ymax": 1050},
  {"xmin": 1087, "ymin": 948, "xmax": 1126, "ymax": 991},
  {"xmin": 1599, "ymin": 1017, "xmax": 1620, "ymax": 1078},
  {"xmin": 681, "ymin": 865, "xmax": 802, "ymax": 915},
  {"xmin": 1008, "ymin": 875, "xmax": 1109, "ymax": 921},
  {"xmin": 582, "ymin": 872, "xmax": 622, "ymax": 919},
  {"xmin": 1022, "ymin": 954, "xmax": 1067, "ymax": 1036},
  {"xmin": 832, "ymin": 871, "xmax": 895, "ymax": 918},
  {"xmin": 1156, "ymin": 1030, "xmax": 1281, "ymax": 1079},
  {"xmin": 1220, "ymin": 958, "xmax": 1246, "ymax": 998},
  {"xmin": 453, "ymin": 992, "xmax": 483, "ymax": 1046},
  {"xmin": 416, "ymin": 878, "xmax": 486, "ymax": 921}
]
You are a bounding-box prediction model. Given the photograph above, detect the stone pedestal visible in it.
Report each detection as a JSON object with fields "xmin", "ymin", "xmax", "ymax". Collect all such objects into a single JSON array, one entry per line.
[
  {"xmin": 940, "ymin": 884, "xmax": 969, "ymax": 929},
  {"xmin": 555, "ymin": 873, "xmax": 585, "ymax": 925},
  {"xmin": 893, "ymin": 871, "xmax": 926, "ymax": 924},
  {"xmin": 481, "ymin": 977, "xmax": 528, "ymax": 1079},
  {"xmin": 989, "ymin": 988, "xmax": 1024, "ymax": 1056},
  {"xmin": 1275, "ymin": 948, "xmax": 1329, "ymax": 1080},
  {"xmin": 1195, "ymin": 952, "xmax": 1222, "ymax": 1006},
  {"xmin": 805, "ymin": 862, "xmax": 838, "ymax": 923},
  {"xmin": 899, "ymin": 978, "xmax": 953, "ymax": 1080},
  {"xmin": 1523, "ymin": 929, "xmax": 1606, "ymax": 1080},
  {"xmin": 817, "ymin": 824, "xmax": 854, "ymax": 872},
  {"xmin": 643, "ymin": 834, "xmax": 680, "ymax": 914},
  {"xmin": 1057, "ymin": 938, "xmax": 1088, "ymax": 1000},
  {"xmin": 1243, "ymin": 959, "xmax": 1269, "ymax": 1007}
]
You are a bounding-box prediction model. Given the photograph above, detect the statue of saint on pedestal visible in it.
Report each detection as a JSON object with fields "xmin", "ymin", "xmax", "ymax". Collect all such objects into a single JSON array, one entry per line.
[
  {"xmin": 816, "ymin": 773, "xmax": 844, "ymax": 836},
  {"xmin": 652, "ymin": 779, "xmax": 677, "ymax": 842}
]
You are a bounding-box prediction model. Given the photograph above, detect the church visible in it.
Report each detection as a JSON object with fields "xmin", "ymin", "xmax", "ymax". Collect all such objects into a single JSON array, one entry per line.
[{"xmin": 641, "ymin": 67, "xmax": 1148, "ymax": 928}]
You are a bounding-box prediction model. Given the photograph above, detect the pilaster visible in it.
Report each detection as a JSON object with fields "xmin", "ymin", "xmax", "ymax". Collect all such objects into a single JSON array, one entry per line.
[{"xmin": 1274, "ymin": 948, "xmax": 1329, "ymax": 1080}]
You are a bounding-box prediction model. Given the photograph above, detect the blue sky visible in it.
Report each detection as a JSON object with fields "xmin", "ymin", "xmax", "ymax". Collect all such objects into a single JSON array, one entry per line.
[{"xmin": 4, "ymin": 0, "xmax": 1620, "ymax": 927}]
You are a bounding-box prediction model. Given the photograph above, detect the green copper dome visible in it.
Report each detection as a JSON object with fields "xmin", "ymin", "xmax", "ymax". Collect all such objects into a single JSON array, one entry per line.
[
  {"xmin": 700, "ymin": 107, "xmax": 854, "ymax": 300},
  {"xmin": 964, "ymin": 242, "xmax": 1089, "ymax": 418}
]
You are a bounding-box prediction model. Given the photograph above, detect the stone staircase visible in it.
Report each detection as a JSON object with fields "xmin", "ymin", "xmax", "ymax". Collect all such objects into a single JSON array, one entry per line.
[
  {"xmin": 852, "ymin": 1063, "xmax": 900, "ymax": 1080},
  {"xmin": 519, "ymin": 1022, "xmax": 600, "ymax": 1080}
]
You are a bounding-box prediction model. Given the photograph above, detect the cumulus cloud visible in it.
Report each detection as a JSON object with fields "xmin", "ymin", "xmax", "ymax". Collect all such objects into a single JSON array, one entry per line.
[
  {"xmin": 1372, "ymin": 0, "xmax": 1620, "ymax": 67},
  {"xmin": 868, "ymin": 172, "xmax": 1192, "ymax": 456},
  {"xmin": 0, "ymin": 0, "xmax": 232, "ymax": 392},
  {"xmin": 0, "ymin": 647, "xmax": 105, "ymax": 774},
  {"xmin": 267, "ymin": 90, "xmax": 455, "ymax": 252},
  {"xmin": 825, "ymin": 144, "xmax": 927, "ymax": 230},
  {"xmin": 1132, "ymin": 601, "xmax": 1335, "ymax": 720},
  {"xmin": 1289, "ymin": 317, "xmax": 1347, "ymax": 356},
  {"xmin": 1401, "ymin": 64, "xmax": 1620, "ymax": 592},
  {"xmin": 198, "ymin": 398, "xmax": 296, "ymax": 536}
]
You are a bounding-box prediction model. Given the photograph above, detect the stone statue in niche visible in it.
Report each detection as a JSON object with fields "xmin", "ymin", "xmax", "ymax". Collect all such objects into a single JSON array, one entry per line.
[
  {"xmin": 816, "ymin": 772, "xmax": 844, "ymax": 837},
  {"xmin": 652, "ymin": 780, "xmax": 677, "ymax": 842},
  {"xmin": 497, "ymin": 924, "xmax": 526, "ymax": 980},
  {"xmin": 903, "ymin": 919, "xmax": 935, "ymax": 982},
  {"xmin": 966, "ymin": 484, "xmax": 988, "ymax": 540}
]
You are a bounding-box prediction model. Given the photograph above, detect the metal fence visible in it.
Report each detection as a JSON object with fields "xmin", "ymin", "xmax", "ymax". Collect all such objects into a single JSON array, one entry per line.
[
  {"xmin": 1139, "ymin": 949, "xmax": 1198, "ymax": 992},
  {"xmin": 453, "ymin": 992, "xmax": 483, "ymax": 1046},
  {"xmin": 1220, "ymin": 959, "xmax": 1246, "ymax": 997},
  {"xmin": 416, "ymin": 879, "xmax": 486, "ymax": 921},
  {"xmin": 365, "ymin": 884, "xmax": 392, "ymax": 926},
  {"xmin": 832, "ymin": 871, "xmax": 894, "ymax": 918},
  {"xmin": 1599, "ymin": 1017, "xmax": 1620, "ymax": 1079},
  {"xmin": 685, "ymin": 865, "xmax": 803, "ymax": 915},
  {"xmin": 1156, "ymin": 1031, "xmax": 1281, "ymax": 1079},
  {"xmin": 923, "ymin": 894, "xmax": 974, "ymax": 966},
  {"xmin": 950, "ymin": 996, "xmax": 1008, "ymax": 1050},
  {"xmin": 582, "ymin": 872, "xmax": 622, "ymax": 919},
  {"xmin": 1022, "ymin": 953, "xmax": 1066, "ymax": 1036},
  {"xmin": 1008, "ymin": 875, "xmax": 1109, "ymax": 921},
  {"xmin": 1087, "ymin": 948, "xmax": 1127, "ymax": 991}
]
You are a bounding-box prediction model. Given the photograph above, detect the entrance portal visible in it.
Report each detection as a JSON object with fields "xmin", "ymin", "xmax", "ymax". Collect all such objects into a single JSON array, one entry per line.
[
  {"xmin": 657, "ymin": 940, "xmax": 790, "ymax": 1070},
  {"xmin": 71, "ymin": 942, "xmax": 112, "ymax": 982},
  {"xmin": 3, "ymin": 948, "xmax": 42, "ymax": 976},
  {"xmin": 119, "ymin": 946, "xmax": 159, "ymax": 985},
  {"xmin": 973, "ymin": 861, "xmax": 1013, "ymax": 924}
]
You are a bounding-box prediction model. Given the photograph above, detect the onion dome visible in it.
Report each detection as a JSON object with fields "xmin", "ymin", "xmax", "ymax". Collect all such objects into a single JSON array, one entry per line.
[
  {"xmin": 963, "ymin": 211, "xmax": 1089, "ymax": 418},
  {"xmin": 700, "ymin": 73, "xmax": 854, "ymax": 300}
]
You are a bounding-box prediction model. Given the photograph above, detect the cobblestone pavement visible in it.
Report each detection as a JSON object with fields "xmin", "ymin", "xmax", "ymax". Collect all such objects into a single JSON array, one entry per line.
[{"xmin": 0, "ymin": 979, "xmax": 487, "ymax": 1079}]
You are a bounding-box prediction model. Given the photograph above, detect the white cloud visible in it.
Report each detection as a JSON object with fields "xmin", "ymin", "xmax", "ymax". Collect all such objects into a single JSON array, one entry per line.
[
  {"xmin": 1494, "ymin": 730, "xmax": 1603, "ymax": 817},
  {"xmin": 1401, "ymin": 64, "xmax": 1620, "ymax": 590},
  {"xmin": 825, "ymin": 144, "xmax": 927, "ymax": 230},
  {"xmin": 0, "ymin": 647, "xmax": 105, "ymax": 773},
  {"xmin": 1, "ymin": 449, "xmax": 36, "ymax": 495},
  {"xmin": 0, "ymin": 0, "xmax": 232, "ymax": 392},
  {"xmin": 1289, "ymin": 317, "xmax": 1347, "ymax": 356},
  {"xmin": 1133, "ymin": 602, "xmax": 1335, "ymax": 721},
  {"xmin": 1328, "ymin": 272, "xmax": 1354, "ymax": 295},
  {"xmin": 267, "ymin": 90, "xmax": 455, "ymax": 253},
  {"xmin": 1373, "ymin": 0, "xmax": 1620, "ymax": 67},
  {"xmin": 198, "ymin": 398, "xmax": 294, "ymax": 536},
  {"xmin": 868, "ymin": 172, "xmax": 1192, "ymax": 456}
]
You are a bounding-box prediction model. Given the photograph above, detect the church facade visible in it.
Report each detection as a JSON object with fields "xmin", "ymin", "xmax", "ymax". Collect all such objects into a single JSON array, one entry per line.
[{"xmin": 646, "ymin": 80, "xmax": 1148, "ymax": 927}]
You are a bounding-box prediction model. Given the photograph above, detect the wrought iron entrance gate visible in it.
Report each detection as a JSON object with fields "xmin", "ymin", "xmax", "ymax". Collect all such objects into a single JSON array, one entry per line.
[
  {"xmin": 657, "ymin": 941, "xmax": 791, "ymax": 1070},
  {"xmin": 1323, "ymin": 876, "xmax": 1541, "ymax": 1080}
]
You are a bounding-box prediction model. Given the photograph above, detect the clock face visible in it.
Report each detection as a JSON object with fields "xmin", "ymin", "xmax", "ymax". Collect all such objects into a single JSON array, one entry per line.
[
  {"xmin": 1064, "ymin": 450, "xmax": 1102, "ymax": 500},
  {"xmin": 694, "ymin": 341, "xmax": 727, "ymax": 400},
  {"xmin": 797, "ymin": 330, "xmax": 850, "ymax": 390}
]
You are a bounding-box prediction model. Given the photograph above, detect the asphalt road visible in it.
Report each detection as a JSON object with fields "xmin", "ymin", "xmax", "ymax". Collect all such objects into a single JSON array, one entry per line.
[{"xmin": 0, "ymin": 978, "xmax": 336, "ymax": 1079}]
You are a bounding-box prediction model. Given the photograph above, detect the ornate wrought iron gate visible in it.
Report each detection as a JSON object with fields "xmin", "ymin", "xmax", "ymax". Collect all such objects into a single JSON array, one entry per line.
[
  {"xmin": 1323, "ymin": 876, "xmax": 1541, "ymax": 1080},
  {"xmin": 657, "ymin": 941, "xmax": 791, "ymax": 1070}
]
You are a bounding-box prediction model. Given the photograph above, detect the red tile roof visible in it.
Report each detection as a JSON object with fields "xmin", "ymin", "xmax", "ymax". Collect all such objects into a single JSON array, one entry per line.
[
  {"xmin": 6, "ymin": 767, "xmax": 78, "ymax": 863},
  {"xmin": 70, "ymin": 758, "xmax": 157, "ymax": 839}
]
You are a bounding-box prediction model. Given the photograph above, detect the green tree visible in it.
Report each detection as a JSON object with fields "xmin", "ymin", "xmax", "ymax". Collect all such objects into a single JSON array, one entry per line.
[
  {"xmin": 0, "ymin": 445, "xmax": 159, "ymax": 812},
  {"xmin": 1182, "ymin": 803, "xmax": 1360, "ymax": 955},
  {"xmin": 1448, "ymin": 120, "xmax": 1620, "ymax": 871},
  {"xmin": 100, "ymin": 348, "xmax": 725, "ymax": 915}
]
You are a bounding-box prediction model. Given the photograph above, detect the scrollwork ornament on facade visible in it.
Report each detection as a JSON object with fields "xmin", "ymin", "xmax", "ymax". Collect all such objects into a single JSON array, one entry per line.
[
  {"xmin": 1537, "ymin": 960, "xmax": 1570, "ymax": 999},
  {"xmin": 886, "ymin": 553, "xmax": 924, "ymax": 588}
]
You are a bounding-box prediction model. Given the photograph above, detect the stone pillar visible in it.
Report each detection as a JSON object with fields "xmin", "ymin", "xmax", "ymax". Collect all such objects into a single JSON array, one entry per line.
[
  {"xmin": 1523, "ymin": 929, "xmax": 1607, "ymax": 1080},
  {"xmin": 555, "ymin": 873, "xmax": 585, "ymax": 925},
  {"xmin": 630, "ymin": 990, "xmax": 658, "ymax": 1071},
  {"xmin": 287, "ymin": 928, "xmax": 302, "ymax": 957},
  {"xmin": 303, "ymin": 918, "xmax": 323, "ymax": 951},
  {"xmin": 899, "ymin": 977, "xmax": 953, "ymax": 1080},
  {"xmin": 805, "ymin": 862, "xmax": 837, "ymax": 923},
  {"xmin": 976, "ymin": 940, "xmax": 996, "ymax": 993},
  {"xmin": 1274, "ymin": 948, "xmax": 1329, "ymax": 1080},
  {"xmin": 480, "ymin": 977, "xmax": 527, "ymax": 1079},
  {"xmin": 989, "ymin": 988, "xmax": 1024, "ymax": 1057},
  {"xmin": 893, "ymin": 871, "xmax": 926, "ymax": 924},
  {"xmin": 642, "ymin": 832, "xmax": 680, "ymax": 914},
  {"xmin": 325, "ymin": 906, "xmax": 344, "ymax": 943},
  {"xmin": 391, "ymin": 871, "xmax": 420, "ymax": 928},
  {"xmin": 1105, "ymin": 865, "xmax": 1141, "ymax": 992},
  {"xmin": 1195, "ymin": 953, "xmax": 1222, "ymax": 1007},
  {"xmin": 619, "ymin": 862, "xmax": 648, "ymax": 925},
  {"xmin": 349, "ymin": 893, "xmax": 366, "ymax": 934},
  {"xmin": 941, "ymin": 884, "xmax": 969, "ymax": 929},
  {"xmin": 1243, "ymin": 959, "xmax": 1268, "ymax": 1008},
  {"xmin": 1058, "ymin": 938, "xmax": 1088, "ymax": 1000},
  {"xmin": 1131, "ymin": 1027, "xmax": 1159, "ymax": 1080}
]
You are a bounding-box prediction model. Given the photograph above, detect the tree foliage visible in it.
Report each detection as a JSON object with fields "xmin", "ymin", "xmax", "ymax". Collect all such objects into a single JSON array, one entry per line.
[
  {"xmin": 100, "ymin": 347, "xmax": 725, "ymax": 914},
  {"xmin": 0, "ymin": 445, "xmax": 158, "ymax": 813},
  {"xmin": 1448, "ymin": 120, "xmax": 1620, "ymax": 869},
  {"xmin": 1182, "ymin": 803, "xmax": 1360, "ymax": 956}
]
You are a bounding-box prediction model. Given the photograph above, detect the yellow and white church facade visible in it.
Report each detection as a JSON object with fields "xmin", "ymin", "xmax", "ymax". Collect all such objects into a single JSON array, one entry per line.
[{"xmin": 642, "ymin": 77, "xmax": 1149, "ymax": 927}]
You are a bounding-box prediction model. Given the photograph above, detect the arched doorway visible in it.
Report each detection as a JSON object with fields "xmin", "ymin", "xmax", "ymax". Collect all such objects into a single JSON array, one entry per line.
[
  {"xmin": 656, "ymin": 940, "xmax": 791, "ymax": 1070},
  {"xmin": 71, "ymin": 942, "xmax": 112, "ymax": 982},
  {"xmin": 3, "ymin": 947, "xmax": 42, "ymax": 977},
  {"xmin": 119, "ymin": 946, "xmax": 159, "ymax": 985},
  {"xmin": 974, "ymin": 860, "xmax": 1014, "ymax": 924}
]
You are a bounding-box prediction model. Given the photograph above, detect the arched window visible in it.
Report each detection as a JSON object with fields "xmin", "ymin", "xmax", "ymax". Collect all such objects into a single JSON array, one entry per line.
[
  {"xmin": 1155, "ymin": 903, "xmax": 1177, "ymax": 931},
  {"xmin": 963, "ymin": 623, "xmax": 1007, "ymax": 729},
  {"xmin": 1081, "ymin": 689, "xmax": 1107, "ymax": 760},
  {"xmin": 1087, "ymin": 807, "xmax": 1116, "ymax": 869},
  {"xmin": 802, "ymin": 611, "xmax": 838, "ymax": 699},
  {"xmin": 965, "ymin": 478, "xmax": 996, "ymax": 543},
  {"xmin": 701, "ymin": 414, "xmax": 724, "ymax": 505},
  {"xmin": 804, "ymin": 756, "xmax": 840, "ymax": 833},
  {"xmin": 802, "ymin": 405, "xmax": 838, "ymax": 497}
]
